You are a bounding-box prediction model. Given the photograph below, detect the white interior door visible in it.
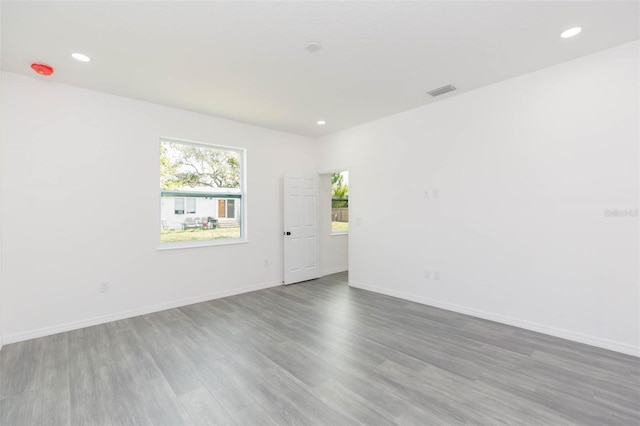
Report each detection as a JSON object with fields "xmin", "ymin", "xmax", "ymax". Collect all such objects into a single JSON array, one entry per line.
[{"xmin": 283, "ymin": 173, "xmax": 320, "ymax": 285}]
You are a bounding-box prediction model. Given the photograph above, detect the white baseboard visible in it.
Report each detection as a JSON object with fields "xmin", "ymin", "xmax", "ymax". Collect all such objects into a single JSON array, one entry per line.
[
  {"xmin": 2, "ymin": 280, "xmax": 282, "ymax": 345},
  {"xmin": 322, "ymin": 266, "xmax": 348, "ymax": 276},
  {"xmin": 349, "ymin": 281, "xmax": 639, "ymax": 358}
]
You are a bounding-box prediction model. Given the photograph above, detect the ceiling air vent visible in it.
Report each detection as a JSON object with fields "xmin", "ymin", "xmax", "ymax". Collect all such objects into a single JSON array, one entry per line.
[{"xmin": 428, "ymin": 84, "xmax": 456, "ymax": 97}]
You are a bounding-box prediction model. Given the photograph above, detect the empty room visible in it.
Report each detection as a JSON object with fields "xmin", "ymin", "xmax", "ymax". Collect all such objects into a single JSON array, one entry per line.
[{"xmin": 0, "ymin": 1, "xmax": 638, "ymax": 425}]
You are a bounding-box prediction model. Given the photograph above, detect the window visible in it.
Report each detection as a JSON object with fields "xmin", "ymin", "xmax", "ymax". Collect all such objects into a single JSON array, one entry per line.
[
  {"xmin": 331, "ymin": 171, "xmax": 349, "ymax": 234},
  {"xmin": 173, "ymin": 198, "xmax": 196, "ymax": 215},
  {"xmin": 174, "ymin": 198, "xmax": 185, "ymax": 215},
  {"xmin": 186, "ymin": 198, "xmax": 196, "ymax": 214},
  {"xmin": 160, "ymin": 139, "xmax": 245, "ymax": 245}
]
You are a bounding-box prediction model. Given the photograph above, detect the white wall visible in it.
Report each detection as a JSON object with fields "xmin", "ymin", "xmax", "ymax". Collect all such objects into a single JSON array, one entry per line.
[
  {"xmin": 0, "ymin": 72, "xmax": 316, "ymax": 342},
  {"xmin": 316, "ymin": 41, "xmax": 639, "ymax": 356},
  {"xmin": 319, "ymin": 174, "xmax": 348, "ymax": 275}
]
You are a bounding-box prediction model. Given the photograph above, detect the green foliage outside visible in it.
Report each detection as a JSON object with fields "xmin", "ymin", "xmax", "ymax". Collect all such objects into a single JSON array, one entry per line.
[
  {"xmin": 331, "ymin": 171, "xmax": 349, "ymax": 208},
  {"xmin": 331, "ymin": 222, "xmax": 349, "ymax": 233},
  {"xmin": 161, "ymin": 141, "xmax": 240, "ymax": 190},
  {"xmin": 331, "ymin": 172, "xmax": 349, "ymax": 198},
  {"xmin": 331, "ymin": 171, "xmax": 349, "ymax": 233},
  {"xmin": 161, "ymin": 227, "xmax": 240, "ymax": 243}
]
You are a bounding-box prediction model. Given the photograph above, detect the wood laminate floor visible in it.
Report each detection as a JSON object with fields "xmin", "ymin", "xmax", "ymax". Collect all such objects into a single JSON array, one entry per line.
[{"xmin": 1, "ymin": 272, "xmax": 638, "ymax": 425}]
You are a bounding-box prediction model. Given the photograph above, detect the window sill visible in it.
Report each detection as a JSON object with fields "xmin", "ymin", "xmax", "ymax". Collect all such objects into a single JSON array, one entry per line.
[
  {"xmin": 157, "ymin": 238, "xmax": 248, "ymax": 251},
  {"xmin": 331, "ymin": 232, "xmax": 349, "ymax": 236}
]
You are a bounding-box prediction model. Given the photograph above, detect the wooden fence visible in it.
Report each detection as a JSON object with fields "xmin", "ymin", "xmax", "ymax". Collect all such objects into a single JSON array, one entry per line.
[{"xmin": 331, "ymin": 198, "xmax": 349, "ymax": 222}]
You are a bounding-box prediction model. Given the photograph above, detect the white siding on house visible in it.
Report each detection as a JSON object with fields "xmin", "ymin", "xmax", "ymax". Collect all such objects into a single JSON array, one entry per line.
[
  {"xmin": 161, "ymin": 197, "xmax": 240, "ymax": 230},
  {"xmin": 161, "ymin": 197, "xmax": 212, "ymax": 229}
]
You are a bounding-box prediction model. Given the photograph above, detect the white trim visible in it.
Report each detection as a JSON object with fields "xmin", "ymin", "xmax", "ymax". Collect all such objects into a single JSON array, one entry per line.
[
  {"xmin": 331, "ymin": 231, "xmax": 349, "ymax": 236},
  {"xmin": 2, "ymin": 280, "xmax": 281, "ymax": 345},
  {"xmin": 322, "ymin": 266, "xmax": 348, "ymax": 276},
  {"xmin": 349, "ymin": 280, "xmax": 639, "ymax": 358},
  {"xmin": 157, "ymin": 238, "xmax": 248, "ymax": 251},
  {"xmin": 317, "ymin": 166, "xmax": 351, "ymax": 175},
  {"xmin": 160, "ymin": 136, "xmax": 244, "ymax": 155}
]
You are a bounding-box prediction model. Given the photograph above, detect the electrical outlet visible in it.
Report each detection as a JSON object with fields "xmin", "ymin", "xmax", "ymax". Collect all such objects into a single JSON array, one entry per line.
[
  {"xmin": 425, "ymin": 188, "xmax": 440, "ymax": 199},
  {"xmin": 425, "ymin": 269, "xmax": 441, "ymax": 281},
  {"xmin": 99, "ymin": 281, "xmax": 109, "ymax": 293}
]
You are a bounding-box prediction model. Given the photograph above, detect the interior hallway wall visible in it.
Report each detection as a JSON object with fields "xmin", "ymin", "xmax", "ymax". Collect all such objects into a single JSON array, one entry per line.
[{"xmin": 316, "ymin": 41, "xmax": 639, "ymax": 355}]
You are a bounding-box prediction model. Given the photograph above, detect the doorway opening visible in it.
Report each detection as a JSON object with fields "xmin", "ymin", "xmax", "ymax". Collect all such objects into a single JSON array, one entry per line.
[{"xmin": 319, "ymin": 170, "xmax": 349, "ymax": 278}]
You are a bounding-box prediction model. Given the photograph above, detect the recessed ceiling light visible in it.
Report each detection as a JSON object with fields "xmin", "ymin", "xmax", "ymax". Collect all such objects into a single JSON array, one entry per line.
[
  {"xmin": 560, "ymin": 27, "xmax": 582, "ymax": 39},
  {"xmin": 305, "ymin": 41, "xmax": 322, "ymax": 53},
  {"xmin": 317, "ymin": 120, "xmax": 326, "ymax": 125},
  {"xmin": 71, "ymin": 53, "xmax": 91, "ymax": 62}
]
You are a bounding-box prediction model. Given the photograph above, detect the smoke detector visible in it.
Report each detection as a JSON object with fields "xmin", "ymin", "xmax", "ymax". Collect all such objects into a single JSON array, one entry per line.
[
  {"xmin": 305, "ymin": 41, "xmax": 322, "ymax": 53},
  {"xmin": 31, "ymin": 63, "xmax": 54, "ymax": 76}
]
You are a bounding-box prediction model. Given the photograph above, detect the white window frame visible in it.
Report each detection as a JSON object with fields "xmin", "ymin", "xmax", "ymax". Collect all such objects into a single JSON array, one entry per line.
[{"xmin": 158, "ymin": 137, "xmax": 247, "ymax": 250}]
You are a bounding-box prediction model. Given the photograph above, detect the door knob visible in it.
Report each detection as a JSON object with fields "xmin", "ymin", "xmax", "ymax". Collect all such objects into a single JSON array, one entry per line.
[{"xmin": 285, "ymin": 231, "xmax": 291, "ymax": 235}]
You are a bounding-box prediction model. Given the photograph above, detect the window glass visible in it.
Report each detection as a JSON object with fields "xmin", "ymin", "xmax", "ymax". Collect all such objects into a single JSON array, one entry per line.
[
  {"xmin": 331, "ymin": 171, "xmax": 349, "ymax": 234},
  {"xmin": 160, "ymin": 139, "xmax": 244, "ymax": 245}
]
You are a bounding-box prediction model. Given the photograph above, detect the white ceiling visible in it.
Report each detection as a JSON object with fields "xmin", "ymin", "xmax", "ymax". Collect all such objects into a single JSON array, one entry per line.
[{"xmin": 2, "ymin": 1, "xmax": 638, "ymax": 138}]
